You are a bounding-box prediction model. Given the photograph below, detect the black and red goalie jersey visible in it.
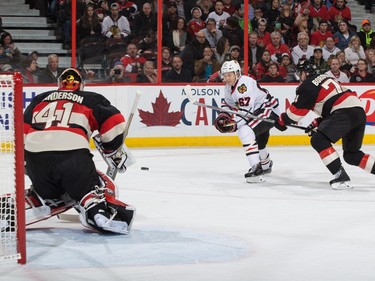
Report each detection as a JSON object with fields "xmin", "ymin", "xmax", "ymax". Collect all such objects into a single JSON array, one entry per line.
[{"xmin": 24, "ymin": 89, "xmax": 125, "ymax": 153}]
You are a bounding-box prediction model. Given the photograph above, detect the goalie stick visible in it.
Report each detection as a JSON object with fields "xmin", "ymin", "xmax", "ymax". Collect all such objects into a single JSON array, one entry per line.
[
  {"xmin": 57, "ymin": 91, "xmax": 141, "ymax": 222},
  {"xmin": 185, "ymin": 85, "xmax": 307, "ymax": 131}
]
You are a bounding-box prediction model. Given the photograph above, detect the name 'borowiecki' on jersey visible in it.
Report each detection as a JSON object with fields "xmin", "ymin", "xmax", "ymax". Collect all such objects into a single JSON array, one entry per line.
[
  {"xmin": 24, "ymin": 89, "xmax": 126, "ymax": 153},
  {"xmin": 284, "ymin": 74, "xmax": 363, "ymax": 124}
]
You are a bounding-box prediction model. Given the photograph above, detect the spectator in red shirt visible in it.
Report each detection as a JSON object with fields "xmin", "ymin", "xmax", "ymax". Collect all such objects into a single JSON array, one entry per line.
[
  {"xmin": 265, "ymin": 31, "xmax": 290, "ymax": 62},
  {"xmin": 187, "ymin": 7, "xmax": 205, "ymax": 37},
  {"xmin": 256, "ymin": 18, "xmax": 271, "ymax": 48},
  {"xmin": 309, "ymin": 0, "xmax": 328, "ymax": 29},
  {"xmin": 120, "ymin": 43, "xmax": 147, "ymax": 82},
  {"xmin": 222, "ymin": 0, "xmax": 236, "ymax": 15},
  {"xmin": 254, "ymin": 49, "xmax": 272, "ymax": 80},
  {"xmin": 310, "ymin": 19, "xmax": 333, "ymax": 46},
  {"xmin": 328, "ymin": 0, "xmax": 351, "ymax": 32}
]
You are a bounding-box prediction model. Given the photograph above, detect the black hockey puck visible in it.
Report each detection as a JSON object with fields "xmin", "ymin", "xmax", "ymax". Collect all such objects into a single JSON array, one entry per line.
[{"xmin": 141, "ymin": 167, "xmax": 149, "ymax": 171}]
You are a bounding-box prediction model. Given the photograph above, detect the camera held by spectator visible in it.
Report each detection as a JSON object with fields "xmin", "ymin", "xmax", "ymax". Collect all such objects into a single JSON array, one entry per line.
[{"xmin": 106, "ymin": 61, "xmax": 131, "ymax": 83}]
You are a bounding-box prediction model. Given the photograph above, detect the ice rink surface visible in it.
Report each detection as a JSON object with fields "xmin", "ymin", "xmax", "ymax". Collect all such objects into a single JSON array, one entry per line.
[{"xmin": 2, "ymin": 145, "xmax": 375, "ymax": 281}]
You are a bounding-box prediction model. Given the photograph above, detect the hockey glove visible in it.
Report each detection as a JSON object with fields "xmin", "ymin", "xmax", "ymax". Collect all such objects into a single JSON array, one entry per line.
[
  {"xmin": 305, "ymin": 117, "xmax": 323, "ymax": 136},
  {"xmin": 214, "ymin": 113, "xmax": 237, "ymax": 133},
  {"xmin": 274, "ymin": 113, "xmax": 288, "ymax": 131},
  {"xmin": 104, "ymin": 147, "xmax": 128, "ymax": 173}
]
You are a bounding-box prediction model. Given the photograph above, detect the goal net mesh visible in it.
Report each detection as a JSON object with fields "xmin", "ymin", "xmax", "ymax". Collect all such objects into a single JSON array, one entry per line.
[{"xmin": 0, "ymin": 74, "xmax": 24, "ymax": 264}]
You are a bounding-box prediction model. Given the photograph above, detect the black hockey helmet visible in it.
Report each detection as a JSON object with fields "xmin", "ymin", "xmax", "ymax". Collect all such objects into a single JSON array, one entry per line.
[
  {"xmin": 58, "ymin": 68, "xmax": 84, "ymax": 91},
  {"xmin": 296, "ymin": 60, "xmax": 317, "ymax": 79}
]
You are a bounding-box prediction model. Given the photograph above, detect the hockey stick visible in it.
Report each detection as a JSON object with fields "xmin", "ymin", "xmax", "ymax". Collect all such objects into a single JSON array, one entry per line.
[
  {"xmin": 185, "ymin": 85, "xmax": 307, "ymax": 131},
  {"xmin": 57, "ymin": 91, "xmax": 141, "ymax": 222},
  {"xmin": 124, "ymin": 90, "xmax": 141, "ymax": 138}
]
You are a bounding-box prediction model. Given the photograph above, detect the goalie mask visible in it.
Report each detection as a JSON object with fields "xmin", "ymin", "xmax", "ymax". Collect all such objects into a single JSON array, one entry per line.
[
  {"xmin": 58, "ymin": 68, "xmax": 84, "ymax": 91},
  {"xmin": 221, "ymin": 60, "xmax": 241, "ymax": 83}
]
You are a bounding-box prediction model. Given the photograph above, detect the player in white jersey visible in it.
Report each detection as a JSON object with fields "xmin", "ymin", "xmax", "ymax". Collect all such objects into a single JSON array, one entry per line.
[{"xmin": 214, "ymin": 60, "xmax": 281, "ymax": 183}]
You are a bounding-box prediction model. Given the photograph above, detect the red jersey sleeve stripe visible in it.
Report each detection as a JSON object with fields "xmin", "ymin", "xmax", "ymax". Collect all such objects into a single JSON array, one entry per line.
[
  {"xmin": 100, "ymin": 113, "xmax": 125, "ymax": 135},
  {"xmin": 286, "ymin": 104, "xmax": 310, "ymax": 122}
]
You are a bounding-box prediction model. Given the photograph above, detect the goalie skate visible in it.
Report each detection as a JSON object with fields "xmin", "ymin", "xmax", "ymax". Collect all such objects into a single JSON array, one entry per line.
[
  {"xmin": 93, "ymin": 212, "xmax": 129, "ymax": 235},
  {"xmin": 329, "ymin": 167, "xmax": 353, "ymax": 190},
  {"xmin": 245, "ymin": 163, "xmax": 265, "ymax": 183}
]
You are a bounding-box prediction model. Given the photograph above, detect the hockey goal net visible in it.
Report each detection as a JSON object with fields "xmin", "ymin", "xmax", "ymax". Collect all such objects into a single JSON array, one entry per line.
[{"xmin": 0, "ymin": 72, "xmax": 26, "ymax": 264}]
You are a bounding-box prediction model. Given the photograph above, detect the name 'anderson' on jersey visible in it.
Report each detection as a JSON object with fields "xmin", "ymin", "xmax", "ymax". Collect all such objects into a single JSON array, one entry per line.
[{"xmin": 24, "ymin": 90, "xmax": 126, "ymax": 153}]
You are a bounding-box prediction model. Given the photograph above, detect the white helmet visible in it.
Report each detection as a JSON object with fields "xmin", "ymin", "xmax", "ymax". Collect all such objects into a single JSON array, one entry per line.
[{"xmin": 220, "ymin": 60, "xmax": 241, "ymax": 80}]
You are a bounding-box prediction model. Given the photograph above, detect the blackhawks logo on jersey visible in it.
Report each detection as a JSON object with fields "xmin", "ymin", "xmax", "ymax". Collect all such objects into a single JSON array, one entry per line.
[{"xmin": 237, "ymin": 83, "xmax": 247, "ymax": 94}]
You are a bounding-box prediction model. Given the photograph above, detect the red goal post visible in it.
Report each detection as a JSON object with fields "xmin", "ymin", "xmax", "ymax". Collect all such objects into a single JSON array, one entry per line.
[{"xmin": 0, "ymin": 72, "xmax": 26, "ymax": 264}]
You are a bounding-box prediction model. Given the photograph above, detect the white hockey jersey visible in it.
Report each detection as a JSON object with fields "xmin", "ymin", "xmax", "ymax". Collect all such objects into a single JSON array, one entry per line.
[{"xmin": 222, "ymin": 75, "xmax": 280, "ymax": 128}]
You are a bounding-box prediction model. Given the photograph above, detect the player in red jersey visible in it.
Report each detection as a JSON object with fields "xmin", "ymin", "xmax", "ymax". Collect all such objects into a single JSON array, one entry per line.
[
  {"xmin": 23, "ymin": 68, "xmax": 135, "ymax": 234},
  {"xmin": 274, "ymin": 60, "xmax": 375, "ymax": 190}
]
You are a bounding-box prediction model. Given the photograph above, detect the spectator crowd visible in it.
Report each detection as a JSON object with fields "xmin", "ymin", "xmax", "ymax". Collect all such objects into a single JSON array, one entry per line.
[{"xmin": 1, "ymin": 0, "xmax": 375, "ymax": 83}]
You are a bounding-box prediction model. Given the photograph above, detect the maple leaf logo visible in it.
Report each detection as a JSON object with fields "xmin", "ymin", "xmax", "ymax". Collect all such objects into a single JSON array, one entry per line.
[{"xmin": 138, "ymin": 90, "xmax": 183, "ymax": 126}]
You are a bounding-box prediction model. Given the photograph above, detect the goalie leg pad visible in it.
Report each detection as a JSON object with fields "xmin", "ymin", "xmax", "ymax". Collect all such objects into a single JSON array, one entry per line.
[
  {"xmin": 97, "ymin": 169, "xmax": 118, "ymax": 198},
  {"xmin": 106, "ymin": 196, "xmax": 136, "ymax": 231},
  {"xmin": 97, "ymin": 169, "xmax": 136, "ymax": 229},
  {"xmin": 25, "ymin": 188, "xmax": 76, "ymax": 226},
  {"xmin": 76, "ymin": 185, "xmax": 135, "ymax": 235}
]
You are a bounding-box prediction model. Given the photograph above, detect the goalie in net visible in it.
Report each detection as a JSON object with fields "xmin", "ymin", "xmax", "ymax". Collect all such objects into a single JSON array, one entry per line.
[{"xmin": 22, "ymin": 68, "xmax": 135, "ymax": 234}]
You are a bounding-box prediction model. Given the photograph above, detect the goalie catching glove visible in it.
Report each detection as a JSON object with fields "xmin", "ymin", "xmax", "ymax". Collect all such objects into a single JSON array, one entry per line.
[
  {"xmin": 103, "ymin": 147, "xmax": 128, "ymax": 173},
  {"xmin": 214, "ymin": 113, "xmax": 237, "ymax": 133},
  {"xmin": 93, "ymin": 134, "xmax": 135, "ymax": 174}
]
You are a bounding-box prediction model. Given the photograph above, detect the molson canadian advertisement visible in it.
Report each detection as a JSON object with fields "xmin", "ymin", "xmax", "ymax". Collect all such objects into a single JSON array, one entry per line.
[{"xmin": 3, "ymin": 84, "xmax": 375, "ymax": 147}]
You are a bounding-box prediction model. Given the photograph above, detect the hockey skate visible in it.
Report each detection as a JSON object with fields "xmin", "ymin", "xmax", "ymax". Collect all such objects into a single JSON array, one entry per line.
[
  {"xmin": 262, "ymin": 160, "xmax": 273, "ymax": 175},
  {"xmin": 245, "ymin": 163, "xmax": 265, "ymax": 183},
  {"xmin": 329, "ymin": 166, "xmax": 353, "ymax": 190}
]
